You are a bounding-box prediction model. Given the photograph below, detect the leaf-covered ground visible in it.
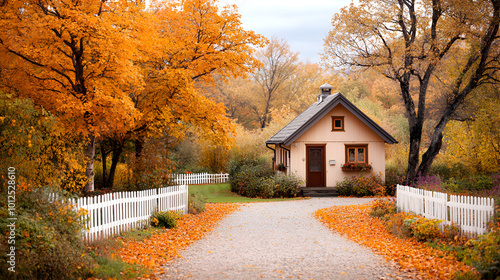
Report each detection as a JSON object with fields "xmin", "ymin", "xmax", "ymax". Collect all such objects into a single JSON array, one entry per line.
[
  {"xmin": 117, "ymin": 203, "xmax": 240, "ymax": 277},
  {"xmin": 314, "ymin": 203, "xmax": 474, "ymax": 279}
]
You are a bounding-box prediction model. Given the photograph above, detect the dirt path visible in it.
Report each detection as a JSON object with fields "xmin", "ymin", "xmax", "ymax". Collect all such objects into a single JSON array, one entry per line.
[{"xmin": 160, "ymin": 198, "xmax": 406, "ymax": 279}]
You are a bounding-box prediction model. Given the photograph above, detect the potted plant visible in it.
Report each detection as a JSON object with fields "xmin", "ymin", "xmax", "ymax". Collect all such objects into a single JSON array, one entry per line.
[
  {"xmin": 276, "ymin": 163, "xmax": 287, "ymax": 172},
  {"xmin": 341, "ymin": 162, "xmax": 372, "ymax": 171}
]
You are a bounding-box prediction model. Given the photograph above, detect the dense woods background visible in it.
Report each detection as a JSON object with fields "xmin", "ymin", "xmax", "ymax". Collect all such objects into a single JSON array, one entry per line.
[{"xmin": 0, "ymin": 0, "xmax": 498, "ymax": 194}]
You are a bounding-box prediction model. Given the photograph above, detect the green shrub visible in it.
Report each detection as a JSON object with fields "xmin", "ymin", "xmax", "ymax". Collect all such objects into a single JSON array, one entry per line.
[
  {"xmin": 386, "ymin": 212, "xmax": 444, "ymax": 242},
  {"xmin": 273, "ymin": 173, "xmax": 301, "ymax": 198},
  {"xmin": 463, "ymin": 226, "xmax": 500, "ymax": 279},
  {"xmin": 429, "ymin": 162, "xmax": 472, "ymax": 182},
  {"xmin": 404, "ymin": 217, "xmax": 443, "ymax": 242},
  {"xmin": 385, "ymin": 165, "xmax": 408, "ymax": 195},
  {"xmin": 229, "ymin": 156, "xmax": 274, "ymax": 196},
  {"xmin": 0, "ymin": 187, "xmax": 93, "ymax": 280},
  {"xmin": 150, "ymin": 211, "xmax": 182, "ymax": 229},
  {"xmin": 227, "ymin": 155, "xmax": 272, "ymax": 180},
  {"xmin": 369, "ymin": 198, "xmax": 397, "ymax": 219},
  {"xmin": 442, "ymin": 175, "xmax": 494, "ymax": 194},
  {"xmin": 252, "ymin": 177, "xmax": 275, "ymax": 198},
  {"xmin": 188, "ymin": 193, "xmax": 206, "ymax": 214},
  {"xmin": 227, "ymin": 152, "xmax": 302, "ymax": 198},
  {"xmin": 336, "ymin": 174, "xmax": 385, "ymax": 197}
]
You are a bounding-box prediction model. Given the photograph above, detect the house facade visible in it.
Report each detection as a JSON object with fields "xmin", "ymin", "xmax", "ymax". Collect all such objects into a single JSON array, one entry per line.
[{"xmin": 266, "ymin": 84, "xmax": 397, "ymax": 188}]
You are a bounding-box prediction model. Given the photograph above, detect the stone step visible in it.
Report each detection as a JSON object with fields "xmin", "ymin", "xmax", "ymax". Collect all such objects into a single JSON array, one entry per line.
[{"xmin": 301, "ymin": 187, "xmax": 339, "ymax": 197}]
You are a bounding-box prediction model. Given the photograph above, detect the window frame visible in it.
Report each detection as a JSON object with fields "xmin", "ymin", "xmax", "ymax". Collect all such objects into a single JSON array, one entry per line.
[
  {"xmin": 331, "ymin": 116, "xmax": 345, "ymax": 131},
  {"xmin": 345, "ymin": 144, "xmax": 368, "ymax": 164}
]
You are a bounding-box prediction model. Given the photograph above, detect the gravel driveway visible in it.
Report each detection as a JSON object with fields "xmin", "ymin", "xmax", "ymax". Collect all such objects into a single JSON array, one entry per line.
[{"xmin": 160, "ymin": 198, "xmax": 405, "ymax": 279}]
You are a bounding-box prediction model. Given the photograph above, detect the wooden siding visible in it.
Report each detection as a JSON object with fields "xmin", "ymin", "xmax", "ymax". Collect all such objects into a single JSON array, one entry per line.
[{"xmin": 289, "ymin": 104, "xmax": 387, "ymax": 187}]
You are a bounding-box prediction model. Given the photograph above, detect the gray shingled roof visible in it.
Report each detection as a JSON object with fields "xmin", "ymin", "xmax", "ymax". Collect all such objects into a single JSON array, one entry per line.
[{"xmin": 266, "ymin": 92, "xmax": 398, "ymax": 145}]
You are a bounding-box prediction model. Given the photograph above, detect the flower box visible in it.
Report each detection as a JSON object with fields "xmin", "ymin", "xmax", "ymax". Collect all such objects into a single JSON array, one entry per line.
[{"xmin": 341, "ymin": 163, "xmax": 372, "ymax": 172}]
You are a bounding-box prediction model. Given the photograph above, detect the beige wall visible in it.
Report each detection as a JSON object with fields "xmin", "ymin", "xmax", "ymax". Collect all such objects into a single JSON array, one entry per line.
[{"xmin": 287, "ymin": 104, "xmax": 387, "ymax": 187}]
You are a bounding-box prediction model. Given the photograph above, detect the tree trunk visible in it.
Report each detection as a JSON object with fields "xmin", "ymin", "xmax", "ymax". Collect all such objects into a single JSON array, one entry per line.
[
  {"xmin": 106, "ymin": 142, "xmax": 123, "ymax": 190},
  {"xmin": 101, "ymin": 143, "xmax": 107, "ymax": 189},
  {"xmin": 418, "ymin": 129, "xmax": 444, "ymax": 176},
  {"xmin": 407, "ymin": 128, "xmax": 422, "ymax": 182},
  {"xmin": 84, "ymin": 134, "xmax": 96, "ymax": 192},
  {"xmin": 135, "ymin": 136, "xmax": 144, "ymax": 158}
]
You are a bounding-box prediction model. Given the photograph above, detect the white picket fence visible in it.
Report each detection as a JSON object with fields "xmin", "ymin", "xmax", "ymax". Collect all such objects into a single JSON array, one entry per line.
[
  {"xmin": 397, "ymin": 184, "xmax": 495, "ymax": 237},
  {"xmin": 72, "ymin": 185, "xmax": 188, "ymax": 242},
  {"xmin": 170, "ymin": 173, "xmax": 229, "ymax": 185}
]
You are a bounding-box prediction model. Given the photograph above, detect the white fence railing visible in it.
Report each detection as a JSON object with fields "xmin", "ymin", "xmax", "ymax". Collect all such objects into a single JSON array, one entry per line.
[
  {"xmin": 397, "ymin": 184, "xmax": 495, "ymax": 237},
  {"xmin": 72, "ymin": 185, "xmax": 188, "ymax": 242},
  {"xmin": 170, "ymin": 173, "xmax": 229, "ymax": 185}
]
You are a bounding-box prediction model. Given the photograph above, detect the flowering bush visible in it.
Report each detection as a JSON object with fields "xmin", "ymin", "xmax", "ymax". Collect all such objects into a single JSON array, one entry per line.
[{"xmin": 413, "ymin": 173, "xmax": 444, "ymax": 192}]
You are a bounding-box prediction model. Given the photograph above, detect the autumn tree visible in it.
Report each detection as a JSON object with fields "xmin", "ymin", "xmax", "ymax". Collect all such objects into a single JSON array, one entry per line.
[
  {"xmin": 0, "ymin": 94, "xmax": 87, "ymax": 193},
  {"xmin": 199, "ymin": 76, "xmax": 258, "ymax": 128},
  {"xmin": 323, "ymin": 0, "xmax": 500, "ymax": 179},
  {"xmin": 203, "ymin": 38, "xmax": 341, "ymax": 129},
  {"xmin": 444, "ymin": 84, "xmax": 500, "ymax": 173},
  {"xmin": 135, "ymin": 0, "xmax": 265, "ymax": 150},
  {"xmin": 286, "ymin": 62, "xmax": 342, "ymax": 114},
  {"xmin": 0, "ymin": 0, "xmax": 152, "ymax": 191},
  {"xmin": 252, "ymin": 37, "xmax": 299, "ymax": 128},
  {"xmin": 95, "ymin": 0, "xmax": 266, "ymax": 188}
]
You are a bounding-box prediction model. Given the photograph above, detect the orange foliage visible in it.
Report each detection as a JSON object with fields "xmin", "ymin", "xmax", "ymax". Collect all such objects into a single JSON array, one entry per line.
[
  {"xmin": 117, "ymin": 203, "xmax": 240, "ymax": 275},
  {"xmin": 0, "ymin": 0, "xmax": 151, "ymax": 137},
  {"xmin": 314, "ymin": 203, "xmax": 476, "ymax": 279}
]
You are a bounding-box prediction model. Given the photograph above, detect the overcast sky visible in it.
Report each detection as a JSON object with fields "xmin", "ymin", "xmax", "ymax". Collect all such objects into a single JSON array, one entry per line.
[{"xmin": 220, "ymin": 0, "xmax": 354, "ymax": 63}]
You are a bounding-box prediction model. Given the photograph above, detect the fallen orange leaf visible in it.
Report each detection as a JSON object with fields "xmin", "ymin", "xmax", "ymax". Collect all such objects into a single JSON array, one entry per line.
[
  {"xmin": 117, "ymin": 203, "xmax": 240, "ymax": 275},
  {"xmin": 314, "ymin": 203, "xmax": 476, "ymax": 279}
]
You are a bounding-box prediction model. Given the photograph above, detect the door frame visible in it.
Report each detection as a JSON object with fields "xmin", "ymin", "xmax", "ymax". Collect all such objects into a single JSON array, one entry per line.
[{"xmin": 305, "ymin": 144, "xmax": 326, "ymax": 187}]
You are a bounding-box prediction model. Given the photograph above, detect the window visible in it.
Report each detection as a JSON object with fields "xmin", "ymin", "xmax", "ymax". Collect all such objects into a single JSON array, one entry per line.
[
  {"xmin": 280, "ymin": 147, "xmax": 289, "ymax": 167},
  {"xmin": 332, "ymin": 116, "xmax": 344, "ymax": 131},
  {"xmin": 345, "ymin": 145, "xmax": 368, "ymax": 164}
]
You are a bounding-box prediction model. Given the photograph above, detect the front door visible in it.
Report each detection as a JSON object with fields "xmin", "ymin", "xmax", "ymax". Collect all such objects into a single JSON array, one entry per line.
[{"xmin": 306, "ymin": 145, "xmax": 325, "ymax": 187}]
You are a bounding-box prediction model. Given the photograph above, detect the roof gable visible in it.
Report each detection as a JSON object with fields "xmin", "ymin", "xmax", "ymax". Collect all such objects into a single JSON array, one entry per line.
[{"xmin": 266, "ymin": 93, "xmax": 398, "ymax": 145}]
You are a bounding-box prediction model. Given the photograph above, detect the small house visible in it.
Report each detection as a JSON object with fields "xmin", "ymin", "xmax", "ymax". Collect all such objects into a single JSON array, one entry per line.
[{"xmin": 266, "ymin": 83, "xmax": 397, "ymax": 188}]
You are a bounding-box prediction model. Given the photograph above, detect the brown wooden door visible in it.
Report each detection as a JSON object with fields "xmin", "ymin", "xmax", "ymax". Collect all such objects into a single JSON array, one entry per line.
[{"xmin": 306, "ymin": 145, "xmax": 325, "ymax": 187}]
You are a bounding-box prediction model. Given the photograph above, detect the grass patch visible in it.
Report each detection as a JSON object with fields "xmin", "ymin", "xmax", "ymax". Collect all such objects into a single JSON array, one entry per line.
[
  {"xmin": 189, "ymin": 183, "xmax": 305, "ymax": 203},
  {"xmin": 88, "ymin": 234, "xmax": 152, "ymax": 279},
  {"xmin": 92, "ymin": 255, "xmax": 148, "ymax": 279}
]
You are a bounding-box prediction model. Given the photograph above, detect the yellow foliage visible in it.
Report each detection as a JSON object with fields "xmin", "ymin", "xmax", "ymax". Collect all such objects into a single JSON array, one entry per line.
[
  {"xmin": 443, "ymin": 88, "xmax": 500, "ymax": 173},
  {"xmin": 0, "ymin": 95, "xmax": 88, "ymax": 193}
]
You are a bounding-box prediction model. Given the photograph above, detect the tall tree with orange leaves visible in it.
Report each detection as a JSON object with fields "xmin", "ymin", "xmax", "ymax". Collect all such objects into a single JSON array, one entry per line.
[
  {"xmin": 0, "ymin": 0, "xmax": 153, "ymax": 191},
  {"xmin": 133, "ymin": 0, "xmax": 265, "ymax": 150},
  {"xmin": 98, "ymin": 0, "xmax": 266, "ymax": 188}
]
